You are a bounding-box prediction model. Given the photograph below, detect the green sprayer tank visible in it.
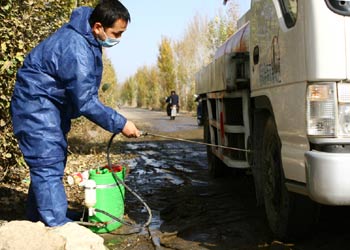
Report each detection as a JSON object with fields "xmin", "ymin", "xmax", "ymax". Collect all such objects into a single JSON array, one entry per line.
[{"xmin": 88, "ymin": 166, "xmax": 125, "ymax": 233}]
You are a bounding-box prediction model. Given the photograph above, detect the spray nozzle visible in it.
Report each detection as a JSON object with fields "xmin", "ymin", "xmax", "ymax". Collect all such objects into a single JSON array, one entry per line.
[{"xmin": 140, "ymin": 131, "xmax": 148, "ymax": 136}]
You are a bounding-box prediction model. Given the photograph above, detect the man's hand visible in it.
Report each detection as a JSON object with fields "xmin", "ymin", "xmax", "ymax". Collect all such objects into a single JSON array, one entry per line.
[{"xmin": 122, "ymin": 120, "xmax": 141, "ymax": 138}]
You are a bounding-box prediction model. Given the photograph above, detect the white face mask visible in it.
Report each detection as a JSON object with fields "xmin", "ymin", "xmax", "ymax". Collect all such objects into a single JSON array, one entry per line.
[{"xmin": 97, "ymin": 30, "xmax": 120, "ymax": 48}]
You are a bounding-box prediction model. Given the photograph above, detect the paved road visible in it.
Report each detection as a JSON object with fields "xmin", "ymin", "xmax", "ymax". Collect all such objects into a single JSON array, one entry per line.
[{"xmin": 119, "ymin": 106, "xmax": 202, "ymax": 134}]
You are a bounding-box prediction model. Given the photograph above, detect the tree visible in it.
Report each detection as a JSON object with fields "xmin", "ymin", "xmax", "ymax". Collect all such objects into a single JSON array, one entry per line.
[
  {"xmin": 74, "ymin": 0, "xmax": 98, "ymax": 7},
  {"xmin": 120, "ymin": 76, "xmax": 137, "ymax": 106},
  {"xmin": 0, "ymin": 0, "xmax": 107, "ymax": 174},
  {"xmin": 173, "ymin": 14, "xmax": 210, "ymax": 111},
  {"xmin": 0, "ymin": 0, "xmax": 75, "ymax": 174},
  {"xmin": 133, "ymin": 65, "xmax": 161, "ymax": 109},
  {"xmin": 206, "ymin": 1, "xmax": 239, "ymax": 59},
  {"xmin": 147, "ymin": 66, "xmax": 161, "ymax": 109},
  {"xmin": 99, "ymin": 54, "xmax": 119, "ymax": 108},
  {"xmin": 119, "ymin": 1, "xmax": 240, "ymax": 112},
  {"xmin": 157, "ymin": 37, "xmax": 176, "ymax": 95},
  {"xmin": 134, "ymin": 67, "xmax": 148, "ymax": 107}
]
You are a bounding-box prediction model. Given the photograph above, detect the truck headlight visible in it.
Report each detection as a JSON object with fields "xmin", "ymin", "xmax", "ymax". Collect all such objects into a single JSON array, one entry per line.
[
  {"xmin": 338, "ymin": 83, "xmax": 350, "ymax": 136},
  {"xmin": 307, "ymin": 83, "xmax": 336, "ymax": 136}
]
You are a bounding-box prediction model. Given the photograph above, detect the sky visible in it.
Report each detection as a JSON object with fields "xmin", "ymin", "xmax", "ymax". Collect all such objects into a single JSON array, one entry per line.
[{"xmin": 105, "ymin": 1, "xmax": 251, "ymax": 83}]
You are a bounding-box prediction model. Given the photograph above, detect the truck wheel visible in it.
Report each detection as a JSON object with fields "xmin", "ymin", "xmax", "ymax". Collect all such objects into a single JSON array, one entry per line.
[{"xmin": 261, "ymin": 117, "xmax": 319, "ymax": 240}]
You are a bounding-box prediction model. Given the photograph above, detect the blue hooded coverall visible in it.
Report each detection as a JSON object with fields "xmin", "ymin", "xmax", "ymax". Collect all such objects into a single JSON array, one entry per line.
[{"xmin": 10, "ymin": 7, "xmax": 127, "ymax": 226}]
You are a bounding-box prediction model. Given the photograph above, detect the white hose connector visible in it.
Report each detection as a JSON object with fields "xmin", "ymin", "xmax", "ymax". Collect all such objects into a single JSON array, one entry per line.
[
  {"xmin": 88, "ymin": 207, "xmax": 95, "ymax": 217},
  {"xmin": 84, "ymin": 179, "xmax": 96, "ymax": 215}
]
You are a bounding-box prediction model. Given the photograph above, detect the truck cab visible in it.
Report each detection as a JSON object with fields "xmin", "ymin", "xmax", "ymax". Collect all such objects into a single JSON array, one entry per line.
[{"xmin": 196, "ymin": 0, "xmax": 350, "ymax": 239}]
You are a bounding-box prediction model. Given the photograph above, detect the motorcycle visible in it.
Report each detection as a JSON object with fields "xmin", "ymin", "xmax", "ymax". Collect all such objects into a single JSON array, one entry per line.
[{"xmin": 170, "ymin": 105, "xmax": 177, "ymax": 120}]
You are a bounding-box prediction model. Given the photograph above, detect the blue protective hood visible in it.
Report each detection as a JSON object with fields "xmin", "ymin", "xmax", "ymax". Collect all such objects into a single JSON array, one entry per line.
[
  {"xmin": 11, "ymin": 6, "xmax": 127, "ymax": 165},
  {"xmin": 68, "ymin": 7, "xmax": 99, "ymax": 47}
]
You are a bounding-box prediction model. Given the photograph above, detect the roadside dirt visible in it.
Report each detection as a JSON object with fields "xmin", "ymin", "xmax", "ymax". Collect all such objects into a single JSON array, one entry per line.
[{"xmin": 2, "ymin": 107, "xmax": 350, "ymax": 250}]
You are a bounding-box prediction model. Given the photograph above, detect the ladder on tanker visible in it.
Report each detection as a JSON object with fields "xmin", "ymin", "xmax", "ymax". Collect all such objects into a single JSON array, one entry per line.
[{"xmin": 206, "ymin": 52, "xmax": 251, "ymax": 169}]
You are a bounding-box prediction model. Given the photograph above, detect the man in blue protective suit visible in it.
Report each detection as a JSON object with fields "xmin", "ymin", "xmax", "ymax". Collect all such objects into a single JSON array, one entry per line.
[{"xmin": 10, "ymin": 0, "xmax": 140, "ymax": 227}]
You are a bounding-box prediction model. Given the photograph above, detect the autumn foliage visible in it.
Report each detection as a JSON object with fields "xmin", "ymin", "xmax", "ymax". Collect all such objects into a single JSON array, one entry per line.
[{"xmin": 119, "ymin": 1, "xmax": 239, "ymax": 111}]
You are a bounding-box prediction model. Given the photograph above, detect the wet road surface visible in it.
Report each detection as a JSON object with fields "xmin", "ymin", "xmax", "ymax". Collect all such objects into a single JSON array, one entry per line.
[{"xmin": 102, "ymin": 107, "xmax": 350, "ymax": 250}]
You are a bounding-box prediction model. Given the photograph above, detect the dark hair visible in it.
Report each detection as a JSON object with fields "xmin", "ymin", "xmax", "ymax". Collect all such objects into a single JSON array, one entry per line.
[{"xmin": 89, "ymin": 0, "xmax": 131, "ymax": 28}]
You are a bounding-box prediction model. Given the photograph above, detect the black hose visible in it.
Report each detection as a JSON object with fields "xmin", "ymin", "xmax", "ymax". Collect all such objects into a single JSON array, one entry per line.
[
  {"xmin": 106, "ymin": 133, "xmax": 153, "ymax": 228},
  {"xmin": 94, "ymin": 208, "xmax": 133, "ymax": 226}
]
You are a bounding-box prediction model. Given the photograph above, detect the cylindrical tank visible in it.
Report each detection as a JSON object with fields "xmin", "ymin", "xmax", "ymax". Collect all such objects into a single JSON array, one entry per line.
[
  {"xmin": 195, "ymin": 22, "xmax": 250, "ymax": 94},
  {"xmin": 88, "ymin": 166, "xmax": 126, "ymax": 233},
  {"xmin": 214, "ymin": 22, "xmax": 250, "ymax": 60}
]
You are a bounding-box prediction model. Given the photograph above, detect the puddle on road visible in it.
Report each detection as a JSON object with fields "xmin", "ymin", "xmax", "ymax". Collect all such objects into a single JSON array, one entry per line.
[
  {"xmin": 149, "ymin": 209, "xmax": 163, "ymax": 231},
  {"xmin": 123, "ymin": 141, "xmax": 207, "ymax": 187},
  {"xmin": 121, "ymin": 140, "xmax": 207, "ymax": 223},
  {"xmin": 111, "ymin": 140, "xmax": 265, "ymax": 249},
  {"xmin": 140, "ymin": 155, "xmax": 165, "ymax": 168},
  {"xmin": 148, "ymin": 210, "xmax": 163, "ymax": 247},
  {"xmin": 104, "ymin": 139, "xmax": 280, "ymax": 250},
  {"xmin": 162, "ymin": 173, "xmax": 185, "ymax": 185},
  {"xmin": 190, "ymin": 179, "xmax": 209, "ymax": 186},
  {"xmin": 172, "ymin": 164, "xmax": 194, "ymax": 173},
  {"xmin": 125, "ymin": 142, "xmax": 159, "ymax": 150}
]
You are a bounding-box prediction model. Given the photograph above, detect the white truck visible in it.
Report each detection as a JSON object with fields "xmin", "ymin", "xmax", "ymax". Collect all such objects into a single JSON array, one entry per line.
[{"xmin": 195, "ymin": 0, "xmax": 350, "ymax": 239}]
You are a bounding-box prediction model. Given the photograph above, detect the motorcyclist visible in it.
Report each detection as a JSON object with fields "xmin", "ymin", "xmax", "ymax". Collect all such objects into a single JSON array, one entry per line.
[{"xmin": 165, "ymin": 91, "xmax": 179, "ymax": 120}]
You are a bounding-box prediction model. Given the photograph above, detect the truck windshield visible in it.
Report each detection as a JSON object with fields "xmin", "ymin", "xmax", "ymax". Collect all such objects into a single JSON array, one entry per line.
[
  {"xmin": 279, "ymin": 0, "xmax": 298, "ymax": 28},
  {"xmin": 325, "ymin": 0, "xmax": 350, "ymax": 16}
]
